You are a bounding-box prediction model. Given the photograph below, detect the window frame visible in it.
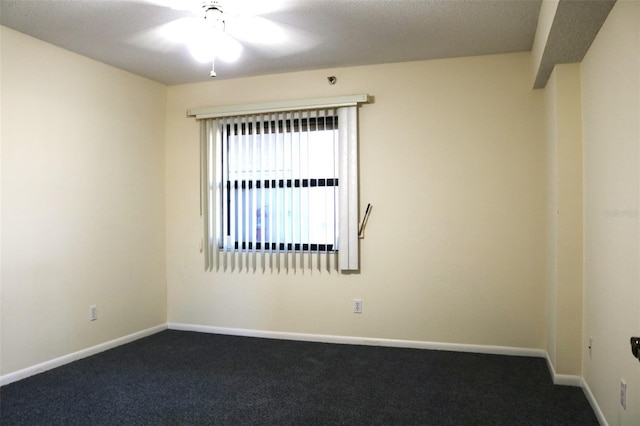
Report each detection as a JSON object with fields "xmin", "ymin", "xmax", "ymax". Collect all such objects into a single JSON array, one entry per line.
[{"xmin": 190, "ymin": 95, "xmax": 367, "ymax": 272}]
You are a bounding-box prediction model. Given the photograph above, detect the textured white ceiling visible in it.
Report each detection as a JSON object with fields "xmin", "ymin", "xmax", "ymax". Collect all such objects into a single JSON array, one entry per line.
[{"xmin": 0, "ymin": 0, "xmax": 543, "ymax": 85}]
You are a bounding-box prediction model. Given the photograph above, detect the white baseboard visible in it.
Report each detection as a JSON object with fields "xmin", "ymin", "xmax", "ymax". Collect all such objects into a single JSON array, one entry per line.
[
  {"xmin": 3, "ymin": 320, "xmax": 605, "ymax": 426},
  {"xmin": 543, "ymin": 355, "xmax": 606, "ymax": 425},
  {"xmin": 582, "ymin": 380, "xmax": 608, "ymax": 426},
  {"xmin": 167, "ymin": 322, "xmax": 547, "ymax": 358},
  {"xmin": 0, "ymin": 324, "xmax": 167, "ymax": 386},
  {"xmin": 177, "ymin": 324, "xmax": 605, "ymax": 423},
  {"xmin": 544, "ymin": 355, "xmax": 583, "ymax": 387}
]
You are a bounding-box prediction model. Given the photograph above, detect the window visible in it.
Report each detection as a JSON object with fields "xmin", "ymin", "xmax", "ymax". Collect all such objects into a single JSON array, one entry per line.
[
  {"xmin": 191, "ymin": 95, "xmax": 367, "ymax": 273},
  {"xmin": 224, "ymin": 114, "xmax": 338, "ymax": 252}
]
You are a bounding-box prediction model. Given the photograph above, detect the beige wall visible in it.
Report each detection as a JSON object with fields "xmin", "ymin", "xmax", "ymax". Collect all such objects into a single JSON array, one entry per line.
[
  {"xmin": 166, "ymin": 52, "xmax": 547, "ymax": 349},
  {"xmin": 544, "ymin": 63, "xmax": 583, "ymax": 377},
  {"xmin": 0, "ymin": 27, "xmax": 168, "ymax": 375},
  {"xmin": 6, "ymin": 9, "xmax": 639, "ymax": 424},
  {"xmin": 2, "ymin": 5, "xmax": 638, "ymax": 422},
  {"xmin": 581, "ymin": 1, "xmax": 640, "ymax": 424}
]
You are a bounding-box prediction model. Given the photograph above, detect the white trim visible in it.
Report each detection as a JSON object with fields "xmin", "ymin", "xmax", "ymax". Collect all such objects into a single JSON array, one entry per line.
[
  {"xmin": 172, "ymin": 323, "xmax": 603, "ymax": 424},
  {"xmin": 543, "ymin": 353, "xmax": 606, "ymax": 425},
  {"xmin": 3, "ymin": 319, "xmax": 604, "ymax": 426},
  {"xmin": 167, "ymin": 323, "xmax": 546, "ymax": 358},
  {"xmin": 544, "ymin": 354, "xmax": 583, "ymax": 386},
  {"xmin": 0, "ymin": 324, "xmax": 167, "ymax": 386},
  {"xmin": 338, "ymin": 106, "xmax": 359, "ymax": 271},
  {"xmin": 582, "ymin": 380, "xmax": 608, "ymax": 426},
  {"xmin": 188, "ymin": 94, "xmax": 370, "ymax": 119},
  {"xmin": 553, "ymin": 373, "xmax": 583, "ymax": 387}
]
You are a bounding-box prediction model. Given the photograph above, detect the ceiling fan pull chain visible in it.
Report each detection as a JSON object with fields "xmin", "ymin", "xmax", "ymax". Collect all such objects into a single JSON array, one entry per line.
[{"xmin": 210, "ymin": 55, "xmax": 217, "ymax": 78}]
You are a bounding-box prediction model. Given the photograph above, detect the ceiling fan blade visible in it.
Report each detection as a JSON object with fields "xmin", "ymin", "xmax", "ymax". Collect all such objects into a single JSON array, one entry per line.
[
  {"xmin": 130, "ymin": 0, "xmax": 289, "ymax": 15},
  {"xmin": 129, "ymin": 17, "xmax": 202, "ymax": 51},
  {"xmin": 128, "ymin": 0, "xmax": 202, "ymax": 12},
  {"xmin": 227, "ymin": 16, "xmax": 320, "ymax": 57},
  {"xmin": 221, "ymin": 0, "xmax": 290, "ymax": 18},
  {"xmin": 226, "ymin": 16, "xmax": 286, "ymax": 46}
]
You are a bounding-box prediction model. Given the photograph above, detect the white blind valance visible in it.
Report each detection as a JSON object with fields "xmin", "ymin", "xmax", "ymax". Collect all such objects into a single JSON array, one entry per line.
[
  {"xmin": 195, "ymin": 97, "xmax": 367, "ymax": 273},
  {"xmin": 188, "ymin": 94, "xmax": 369, "ymax": 119}
]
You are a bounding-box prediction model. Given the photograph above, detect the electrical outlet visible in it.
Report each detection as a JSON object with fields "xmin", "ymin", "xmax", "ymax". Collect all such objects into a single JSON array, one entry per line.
[
  {"xmin": 353, "ymin": 299, "xmax": 362, "ymax": 314},
  {"xmin": 90, "ymin": 305, "xmax": 97, "ymax": 321},
  {"xmin": 620, "ymin": 379, "xmax": 626, "ymax": 410}
]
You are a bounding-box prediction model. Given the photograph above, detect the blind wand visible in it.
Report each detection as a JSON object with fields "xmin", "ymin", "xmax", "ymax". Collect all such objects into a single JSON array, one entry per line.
[{"xmin": 358, "ymin": 203, "xmax": 372, "ymax": 238}]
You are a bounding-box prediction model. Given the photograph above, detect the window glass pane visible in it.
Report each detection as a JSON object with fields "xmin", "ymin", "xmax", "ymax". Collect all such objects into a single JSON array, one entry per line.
[
  {"xmin": 231, "ymin": 187, "xmax": 336, "ymax": 249},
  {"xmin": 224, "ymin": 116, "xmax": 338, "ymax": 251},
  {"xmin": 227, "ymin": 129, "xmax": 337, "ymax": 179}
]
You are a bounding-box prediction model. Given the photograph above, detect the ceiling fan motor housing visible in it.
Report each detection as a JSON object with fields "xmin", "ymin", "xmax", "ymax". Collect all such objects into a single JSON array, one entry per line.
[{"xmin": 203, "ymin": 0, "xmax": 225, "ymax": 30}]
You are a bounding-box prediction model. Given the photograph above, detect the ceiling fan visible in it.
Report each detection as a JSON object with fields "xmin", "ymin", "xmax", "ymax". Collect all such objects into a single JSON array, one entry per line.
[{"xmin": 132, "ymin": 0, "xmax": 313, "ymax": 78}]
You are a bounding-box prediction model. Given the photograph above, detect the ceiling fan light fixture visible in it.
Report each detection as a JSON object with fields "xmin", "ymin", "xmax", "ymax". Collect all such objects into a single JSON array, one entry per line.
[
  {"xmin": 216, "ymin": 33, "xmax": 243, "ymax": 62},
  {"xmin": 187, "ymin": 28, "xmax": 242, "ymax": 64},
  {"xmin": 179, "ymin": 1, "xmax": 241, "ymax": 66},
  {"xmin": 189, "ymin": 39, "xmax": 214, "ymax": 63},
  {"xmin": 136, "ymin": 0, "xmax": 297, "ymax": 77}
]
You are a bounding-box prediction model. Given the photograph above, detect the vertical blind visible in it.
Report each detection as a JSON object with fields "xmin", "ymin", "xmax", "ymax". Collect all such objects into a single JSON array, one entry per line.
[{"xmin": 198, "ymin": 104, "xmax": 360, "ymax": 273}]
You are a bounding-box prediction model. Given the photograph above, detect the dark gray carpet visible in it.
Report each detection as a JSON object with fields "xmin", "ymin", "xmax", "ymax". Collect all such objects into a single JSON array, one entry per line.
[{"xmin": 0, "ymin": 330, "xmax": 598, "ymax": 425}]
